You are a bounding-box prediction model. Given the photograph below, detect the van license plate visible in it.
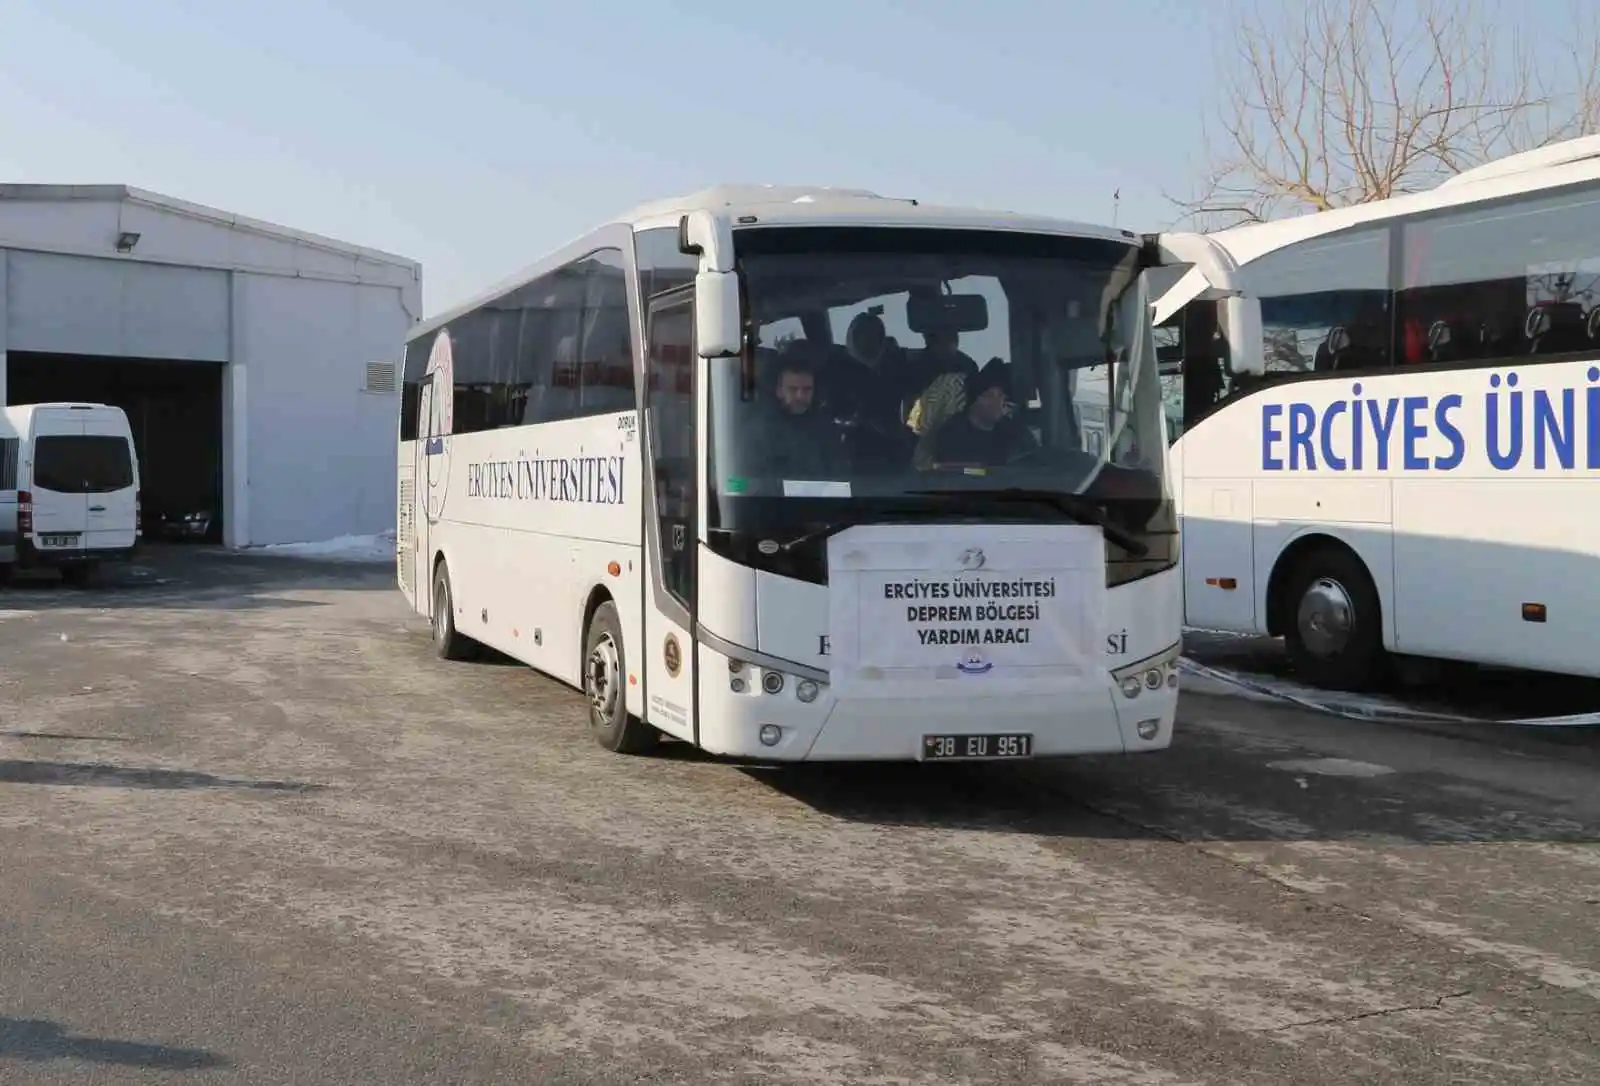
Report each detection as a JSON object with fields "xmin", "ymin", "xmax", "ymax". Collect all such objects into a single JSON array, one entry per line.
[
  {"xmin": 42, "ymin": 534, "xmax": 79, "ymax": 547},
  {"xmin": 921, "ymin": 734, "xmax": 1033, "ymax": 760}
]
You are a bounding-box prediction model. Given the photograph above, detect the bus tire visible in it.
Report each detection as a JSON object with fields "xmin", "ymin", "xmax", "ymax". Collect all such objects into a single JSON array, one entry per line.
[
  {"xmin": 584, "ymin": 601, "xmax": 657, "ymax": 755},
  {"xmin": 431, "ymin": 560, "xmax": 477, "ymax": 661},
  {"xmin": 1283, "ymin": 545, "xmax": 1386, "ymax": 691}
]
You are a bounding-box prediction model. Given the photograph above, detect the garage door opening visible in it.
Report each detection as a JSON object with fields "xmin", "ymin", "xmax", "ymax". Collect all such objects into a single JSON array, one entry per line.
[{"xmin": 7, "ymin": 352, "xmax": 224, "ymax": 543}]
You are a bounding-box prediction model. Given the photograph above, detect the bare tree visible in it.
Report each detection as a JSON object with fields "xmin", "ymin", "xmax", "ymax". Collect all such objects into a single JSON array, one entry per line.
[{"xmin": 1175, "ymin": 0, "xmax": 1600, "ymax": 228}]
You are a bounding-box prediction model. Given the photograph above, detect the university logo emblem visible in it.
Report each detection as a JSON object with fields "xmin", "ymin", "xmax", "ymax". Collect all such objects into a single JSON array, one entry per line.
[{"xmin": 423, "ymin": 329, "xmax": 455, "ymax": 523}]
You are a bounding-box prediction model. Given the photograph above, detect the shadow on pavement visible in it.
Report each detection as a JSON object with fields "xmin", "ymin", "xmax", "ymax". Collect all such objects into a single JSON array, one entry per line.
[
  {"xmin": 0, "ymin": 760, "xmax": 326, "ymax": 793},
  {"xmin": 0, "ymin": 543, "xmax": 396, "ymax": 613},
  {"xmin": 0, "ymin": 1015, "xmax": 228, "ymax": 1070},
  {"xmin": 744, "ymin": 719, "xmax": 1600, "ymax": 847},
  {"xmin": 1183, "ymin": 629, "xmax": 1600, "ymax": 726}
]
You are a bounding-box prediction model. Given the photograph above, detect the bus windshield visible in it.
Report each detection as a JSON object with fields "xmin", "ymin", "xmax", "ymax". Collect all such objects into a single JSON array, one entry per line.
[{"xmin": 706, "ymin": 226, "xmax": 1174, "ymax": 584}]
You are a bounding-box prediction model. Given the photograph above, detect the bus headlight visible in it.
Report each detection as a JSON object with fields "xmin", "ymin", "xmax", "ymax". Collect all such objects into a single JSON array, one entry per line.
[
  {"xmin": 762, "ymin": 671, "xmax": 785, "ymax": 695},
  {"xmin": 1120, "ymin": 677, "xmax": 1143, "ymax": 699},
  {"xmin": 796, "ymin": 679, "xmax": 820, "ymax": 703}
]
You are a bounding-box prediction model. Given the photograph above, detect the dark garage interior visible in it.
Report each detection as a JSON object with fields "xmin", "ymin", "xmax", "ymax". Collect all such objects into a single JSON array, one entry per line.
[{"xmin": 7, "ymin": 351, "xmax": 224, "ymax": 543}]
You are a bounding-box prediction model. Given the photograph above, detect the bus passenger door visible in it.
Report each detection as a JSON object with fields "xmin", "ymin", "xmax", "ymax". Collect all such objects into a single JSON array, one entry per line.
[
  {"xmin": 640, "ymin": 289, "xmax": 698, "ymax": 743},
  {"xmin": 413, "ymin": 372, "xmax": 438, "ymax": 615}
]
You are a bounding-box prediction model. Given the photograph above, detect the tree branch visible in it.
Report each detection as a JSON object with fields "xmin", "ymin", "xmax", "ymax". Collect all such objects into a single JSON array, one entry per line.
[{"xmin": 1169, "ymin": 0, "xmax": 1600, "ymax": 227}]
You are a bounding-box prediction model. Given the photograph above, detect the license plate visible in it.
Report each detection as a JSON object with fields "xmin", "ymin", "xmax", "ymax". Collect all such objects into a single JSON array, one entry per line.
[
  {"xmin": 41, "ymin": 534, "xmax": 79, "ymax": 547},
  {"xmin": 921, "ymin": 733, "xmax": 1033, "ymax": 761}
]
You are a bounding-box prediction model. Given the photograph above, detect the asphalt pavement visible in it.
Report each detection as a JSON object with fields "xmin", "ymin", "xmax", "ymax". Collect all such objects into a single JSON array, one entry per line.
[{"xmin": 1, "ymin": 548, "xmax": 1596, "ymax": 1084}]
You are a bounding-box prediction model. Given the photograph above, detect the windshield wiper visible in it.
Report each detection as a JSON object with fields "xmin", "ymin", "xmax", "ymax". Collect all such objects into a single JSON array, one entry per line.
[
  {"xmin": 908, "ymin": 487, "xmax": 1149, "ymax": 557},
  {"xmin": 771, "ymin": 502, "xmax": 961, "ymax": 553}
]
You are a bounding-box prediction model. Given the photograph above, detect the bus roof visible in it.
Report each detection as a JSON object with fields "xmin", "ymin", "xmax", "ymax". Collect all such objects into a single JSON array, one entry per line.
[
  {"xmin": 1208, "ymin": 136, "xmax": 1600, "ymax": 266},
  {"xmin": 613, "ymin": 184, "xmax": 1138, "ymax": 241},
  {"xmin": 409, "ymin": 185, "xmax": 1141, "ymax": 342},
  {"xmin": 1151, "ymin": 135, "xmax": 1600, "ymax": 322}
]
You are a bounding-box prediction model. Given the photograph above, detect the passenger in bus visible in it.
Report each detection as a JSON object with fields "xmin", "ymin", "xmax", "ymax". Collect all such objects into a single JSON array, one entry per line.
[
  {"xmin": 753, "ymin": 349, "xmax": 846, "ymax": 478},
  {"xmin": 836, "ymin": 311, "xmax": 905, "ymax": 429},
  {"xmin": 929, "ymin": 362, "xmax": 1038, "ymax": 467}
]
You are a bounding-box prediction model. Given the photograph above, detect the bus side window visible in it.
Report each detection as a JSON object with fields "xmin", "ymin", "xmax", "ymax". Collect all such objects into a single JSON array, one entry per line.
[
  {"xmin": 1396, "ymin": 185, "xmax": 1600, "ymax": 367},
  {"xmin": 1245, "ymin": 227, "xmax": 1392, "ymax": 376}
]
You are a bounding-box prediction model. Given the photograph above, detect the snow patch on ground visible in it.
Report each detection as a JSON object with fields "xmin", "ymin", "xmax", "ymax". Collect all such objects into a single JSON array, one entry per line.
[
  {"xmin": 1267, "ymin": 757, "xmax": 1397, "ymax": 778},
  {"xmin": 250, "ymin": 531, "xmax": 396, "ymax": 564},
  {"xmin": 1179, "ymin": 658, "xmax": 1477, "ymax": 724}
]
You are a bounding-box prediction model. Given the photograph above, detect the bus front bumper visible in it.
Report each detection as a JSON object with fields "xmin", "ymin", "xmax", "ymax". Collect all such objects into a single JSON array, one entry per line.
[{"xmin": 693, "ymin": 640, "xmax": 1181, "ymax": 762}]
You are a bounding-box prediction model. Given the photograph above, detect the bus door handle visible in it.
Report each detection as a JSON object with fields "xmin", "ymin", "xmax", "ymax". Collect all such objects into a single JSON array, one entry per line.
[{"xmin": 89, "ymin": 505, "xmax": 106, "ymax": 512}]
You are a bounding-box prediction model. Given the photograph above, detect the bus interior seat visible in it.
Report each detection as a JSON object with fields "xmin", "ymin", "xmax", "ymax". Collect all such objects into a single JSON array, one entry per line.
[
  {"xmin": 1319, "ymin": 326, "xmax": 1352, "ymax": 370},
  {"xmin": 1526, "ymin": 302, "xmax": 1588, "ymax": 354},
  {"xmin": 1588, "ymin": 305, "xmax": 1600, "ymax": 343},
  {"xmin": 1426, "ymin": 319, "xmax": 1455, "ymax": 363}
]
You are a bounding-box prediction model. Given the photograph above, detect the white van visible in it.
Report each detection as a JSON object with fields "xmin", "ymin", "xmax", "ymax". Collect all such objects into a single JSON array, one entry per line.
[{"xmin": 0, "ymin": 403, "xmax": 141, "ymax": 585}]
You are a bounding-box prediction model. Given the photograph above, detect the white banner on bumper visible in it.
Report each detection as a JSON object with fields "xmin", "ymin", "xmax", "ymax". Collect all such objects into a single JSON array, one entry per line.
[{"xmin": 826, "ymin": 523, "xmax": 1108, "ymax": 696}]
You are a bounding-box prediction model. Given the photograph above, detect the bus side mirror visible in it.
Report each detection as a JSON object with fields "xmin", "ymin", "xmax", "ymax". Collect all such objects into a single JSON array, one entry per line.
[
  {"xmin": 695, "ymin": 270, "xmax": 742, "ymax": 358},
  {"xmin": 1220, "ymin": 296, "xmax": 1266, "ymax": 376}
]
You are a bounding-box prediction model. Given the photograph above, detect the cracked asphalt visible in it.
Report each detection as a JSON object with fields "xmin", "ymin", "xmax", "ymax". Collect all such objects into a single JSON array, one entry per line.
[{"xmin": 1, "ymin": 547, "xmax": 1597, "ymax": 1084}]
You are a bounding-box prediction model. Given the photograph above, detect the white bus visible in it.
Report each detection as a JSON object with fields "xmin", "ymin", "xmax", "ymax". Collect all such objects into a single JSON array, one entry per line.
[
  {"xmin": 1156, "ymin": 136, "xmax": 1600, "ymax": 691},
  {"xmin": 396, "ymin": 185, "xmax": 1252, "ymax": 760}
]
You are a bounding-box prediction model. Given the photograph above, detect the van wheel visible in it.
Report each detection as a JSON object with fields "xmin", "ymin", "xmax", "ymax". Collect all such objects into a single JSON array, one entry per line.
[
  {"xmin": 1283, "ymin": 545, "xmax": 1386, "ymax": 691},
  {"xmin": 430, "ymin": 561, "xmax": 477, "ymax": 661},
  {"xmin": 61, "ymin": 564, "xmax": 98, "ymax": 589},
  {"xmin": 584, "ymin": 602, "xmax": 658, "ymax": 755}
]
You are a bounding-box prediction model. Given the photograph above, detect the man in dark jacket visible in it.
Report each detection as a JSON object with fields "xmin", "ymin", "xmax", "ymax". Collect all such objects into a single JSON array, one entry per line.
[
  {"xmin": 930, "ymin": 361, "xmax": 1039, "ymax": 467},
  {"xmin": 753, "ymin": 347, "xmax": 846, "ymax": 478}
]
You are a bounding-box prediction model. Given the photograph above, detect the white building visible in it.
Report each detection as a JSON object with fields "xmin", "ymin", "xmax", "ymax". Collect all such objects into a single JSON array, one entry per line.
[{"xmin": 0, "ymin": 184, "xmax": 421, "ymax": 547}]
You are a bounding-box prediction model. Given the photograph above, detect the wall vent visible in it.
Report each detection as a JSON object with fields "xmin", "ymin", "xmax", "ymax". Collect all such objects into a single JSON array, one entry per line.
[{"xmin": 364, "ymin": 360, "xmax": 399, "ymax": 394}]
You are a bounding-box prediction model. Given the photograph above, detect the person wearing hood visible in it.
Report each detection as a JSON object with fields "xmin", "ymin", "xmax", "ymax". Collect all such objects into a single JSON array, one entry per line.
[{"xmin": 930, "ymin": 360, "xmax": 1039, "ymax": 467}]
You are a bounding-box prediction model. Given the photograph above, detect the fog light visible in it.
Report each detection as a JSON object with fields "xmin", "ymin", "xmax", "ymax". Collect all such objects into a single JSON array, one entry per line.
[
  {"xmin": 1144, "ymin": 668, "xmax": 1162, "ymax": 690},
  {"xmin": 762, "ymin": 671, "xmax": 785, "ymax": 695},
  {"xmin": 731, "ymin": 677, "xmax": 747, "ymax": 693},
  {"xmin": 796, "ymin": 679, "xmax": 819, "ymax": 703},
  {"xmin": 1136, "ymin": 718, "xmax": 1161, "ymax": 740},
  {"xmin": 758, "ymin": 724, "xmax": 782, "ymax": 746},
  {"xmin": 1120, "ymin": 677, "xmax": 1142, "ymax": 699}
]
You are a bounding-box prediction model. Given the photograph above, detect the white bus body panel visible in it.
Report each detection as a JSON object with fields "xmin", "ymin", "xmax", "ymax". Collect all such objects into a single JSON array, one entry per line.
[
  {"xmin": 402, "ymin": 410, "xmax": 649, "ymax": 721},
  {"xmin": 1179, "ymin": 360, "xmax": 1600, "ymax": 676}
]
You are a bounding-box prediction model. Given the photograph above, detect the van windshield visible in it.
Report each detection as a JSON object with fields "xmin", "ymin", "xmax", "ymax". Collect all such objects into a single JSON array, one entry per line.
[{"xmin": 33, "ymin": 436, "xmax": 134, "ymax": 494}]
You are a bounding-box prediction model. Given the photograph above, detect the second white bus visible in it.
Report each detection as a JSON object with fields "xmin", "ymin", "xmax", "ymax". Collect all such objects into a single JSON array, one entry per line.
[{"xmin": 1157, "ymin": 136, "xmax": 1600, "ymax": 691}]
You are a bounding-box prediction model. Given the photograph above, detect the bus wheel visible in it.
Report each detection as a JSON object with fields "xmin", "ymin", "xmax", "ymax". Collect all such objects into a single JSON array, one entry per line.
[
  {"xmin": 431, "ymin": 561, "xmax": 476, "ymax": 661},
  {"xmin": 584, "ymin": 602, "xmax": 658, "ymax": 755},
  {"xmin": 1283, "ymin": 545, "xmax": 1386, "ymax": 692}
]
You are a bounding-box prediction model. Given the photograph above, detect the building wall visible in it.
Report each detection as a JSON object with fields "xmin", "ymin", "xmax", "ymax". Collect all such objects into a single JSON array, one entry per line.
[
  {"xmin": 0, "ymin": 191, "xmax": 420, "ymax": 548},
  {"xmin": 239, "ymin": 273, "xmax": 407, "ymax": 545}
]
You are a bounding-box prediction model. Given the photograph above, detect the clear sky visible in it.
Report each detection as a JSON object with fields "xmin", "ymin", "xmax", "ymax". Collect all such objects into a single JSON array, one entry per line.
[
  {"xmin": 0, "ymin": 0, "xmax": 1581, "ymax": 317},
  {"xmin": 0, "ymin": 0, "xmax": 1231, "ymax": 313}
]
